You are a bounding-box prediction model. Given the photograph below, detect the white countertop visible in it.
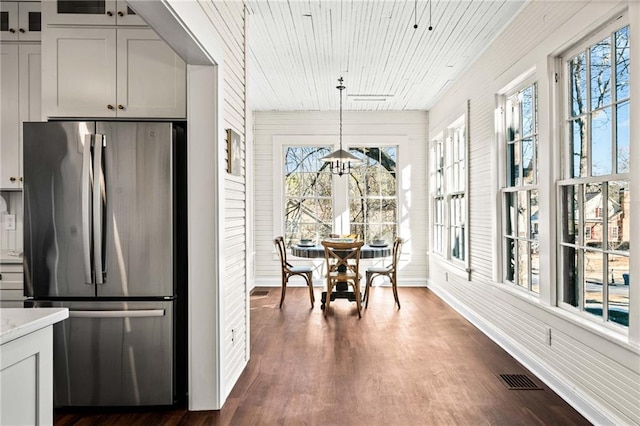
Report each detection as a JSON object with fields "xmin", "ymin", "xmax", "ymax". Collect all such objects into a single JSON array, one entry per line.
[{"xmin": 0, "ymin": 308, "xmax": 69, "ymax": 345}]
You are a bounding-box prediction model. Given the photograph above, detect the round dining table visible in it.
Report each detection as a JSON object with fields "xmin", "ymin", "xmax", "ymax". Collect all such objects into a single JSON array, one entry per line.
[{"xmin": 291, "ymin": 243, "xmax": 392, "ymax": 309}]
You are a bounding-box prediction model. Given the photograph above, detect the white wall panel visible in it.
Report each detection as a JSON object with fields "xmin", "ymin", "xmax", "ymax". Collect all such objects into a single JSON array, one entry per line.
[
  {"xmin": 427, "ymin": 1, "xmax": 639, "ymax": 424},
  {"xmin": 197, "ymin": 0, "xmax": 248, "ymax": 403}
]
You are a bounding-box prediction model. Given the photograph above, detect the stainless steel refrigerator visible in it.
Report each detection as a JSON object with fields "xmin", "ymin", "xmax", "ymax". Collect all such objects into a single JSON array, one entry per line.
[{"xmin": 23, "ymin": 121, "xmax": 186, "ymax": 407}]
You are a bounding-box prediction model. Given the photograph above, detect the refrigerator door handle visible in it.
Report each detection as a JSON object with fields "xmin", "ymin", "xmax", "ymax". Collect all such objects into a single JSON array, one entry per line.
[
  {"xmin": 69, "ymin": 309, "xmax": 166, "ymax": 318},
  {"xmin": 93, "ymin": 134, "xmax": 106, "ymax": 285},
  {"xmin": 82, "ymin": 134, "xmax": 93, "ymax": 285}
]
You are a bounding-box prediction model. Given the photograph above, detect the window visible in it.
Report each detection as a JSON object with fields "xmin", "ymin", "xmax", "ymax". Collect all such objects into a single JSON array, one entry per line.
[
  {"xmin": 502, "ymin": 82, "xmax": 539, "ymax": 293},
  {"xmin": 430, "ymin": 114, "xmax": 467, "ymax": 265},
  {"xmin": 283, "ymin": 146, "xmax": 333, "ymax": 246},
  {"xmin": 559, "ymin": 21, "xmax": 630, "ymax": 327},
  {"xmin": 431, "ymin": 136, "xmax": 445, "ymax": 254},
  {"xmin": 348, "ymin": 147, "xmax": 398, "ymax": 242},
  {"xmin": 282, "ymin": 144, "xmax": 399, "ymax": 247}
]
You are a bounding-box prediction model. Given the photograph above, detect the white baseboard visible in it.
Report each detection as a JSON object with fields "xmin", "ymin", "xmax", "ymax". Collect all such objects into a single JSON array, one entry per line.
[{"xmin": 427, "ymin": 279, "xmax": 619, "ymax": 426}]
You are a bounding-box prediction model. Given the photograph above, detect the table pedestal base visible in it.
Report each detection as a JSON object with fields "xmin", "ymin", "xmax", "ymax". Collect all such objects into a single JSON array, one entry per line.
[{"xmin": 320, "ymin": 282, "xmax": 358, "ymax": 310}]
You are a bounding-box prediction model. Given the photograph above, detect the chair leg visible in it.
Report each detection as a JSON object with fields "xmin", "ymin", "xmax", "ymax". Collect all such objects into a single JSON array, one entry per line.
[
  {"xmin": 391, "ymin": 272, "xmax": 400, "ymax": 309},
  {"xmin": 324, "ymin": 280, "xmax": 332, "ymax": 317},
  {"xmin": 353, "ymin": 281, "xmax": 362, "ymax": 318},
  {"xmin": 279, "ymin": 276, "xmax": 287, "ymax": 308},
  {"xmin": 365, "ymin": 271, "xmax": 374, "ymax": 309},
  {"xmin": 306, "ymin": 272, "xmax": 315, "ymax": 308}
]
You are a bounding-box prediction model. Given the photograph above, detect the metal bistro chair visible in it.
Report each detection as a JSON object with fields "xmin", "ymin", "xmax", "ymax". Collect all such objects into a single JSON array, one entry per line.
[
  {"xmin": 321, "ymin": 240, "xmax": 364, "ymax": 317},
  {"xmin": 364, "ymin": 237, "xmax": 404, "ymax": 309},
  {"xmin": 274, "ymin": 236, "xmax": 315, "ymax": 308}
]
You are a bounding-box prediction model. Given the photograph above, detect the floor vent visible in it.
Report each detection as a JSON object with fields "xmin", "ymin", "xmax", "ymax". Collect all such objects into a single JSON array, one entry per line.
[
  {"xmin": 251, "ymin": 290, "xmax": 269, "ymax": 297},
  {"xmin": 498, "ymin": 374, "xmax": 542, "ymax": 390}
]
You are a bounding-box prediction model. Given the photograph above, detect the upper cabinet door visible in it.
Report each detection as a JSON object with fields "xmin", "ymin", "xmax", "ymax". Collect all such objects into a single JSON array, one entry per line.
[
  {"xmin": 42, "ymin": 27, "xmax": 117, "ymax": 118},
  {"xmin": 43, "ymin": 0, "xmax": 145, "ymax": 26},
  {"xmin": 116, "ymin": 29, "xmax": 186, "ymax": 118},
  {"xmin": 0, "ymin": 45, "xmax": 21, "ymax": 189},
  {"xmin": 17, "ymin": 2, "xmax": 41, "ymax": 41},
  {"xmin": 0, "ymin": 2, "xmax": 39, "ymax": 41}
]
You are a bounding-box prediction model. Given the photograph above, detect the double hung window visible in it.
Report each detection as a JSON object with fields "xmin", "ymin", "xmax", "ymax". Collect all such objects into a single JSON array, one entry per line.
[
  {"xmin": 559, "ymin": 21, "xmax": 630, "ymax": 327},
  {"xmin": 502, "ymin": 82, "xmax": 540, "ymax": 293},
  {"xmin": 430, "ymin": 115, "xmax": 467, "ymax": 264}
]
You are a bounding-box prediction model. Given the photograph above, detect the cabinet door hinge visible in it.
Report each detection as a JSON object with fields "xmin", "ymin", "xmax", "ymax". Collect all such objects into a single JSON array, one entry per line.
[{"xmin": 554, "ymin": 72, "xmax": 559, "ymax": 83}]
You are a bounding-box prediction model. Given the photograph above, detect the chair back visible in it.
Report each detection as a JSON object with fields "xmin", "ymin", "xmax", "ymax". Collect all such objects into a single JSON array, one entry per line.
[
  {"xmin": 274, "ymin": 236, "xmax": 288, "ymax": 270},
  {"xmin": 390, "ymin": 237, "xmax": 404, "ymax": 271},
  {"xmin": 321, "ymin": 240, "xmax": 364, "ymax": 277}
]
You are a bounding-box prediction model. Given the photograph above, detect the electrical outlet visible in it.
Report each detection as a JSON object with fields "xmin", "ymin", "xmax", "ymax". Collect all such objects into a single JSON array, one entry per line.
[
  {"xmin": 545, "ymin": 327, "xmax": 552, "ymax": 346},
  {"xmin": 4, "ymin": 214, "xmax": 15, "ymax": 231}
]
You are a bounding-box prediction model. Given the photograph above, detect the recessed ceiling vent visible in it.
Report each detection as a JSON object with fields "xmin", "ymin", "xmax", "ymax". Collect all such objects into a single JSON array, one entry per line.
[{"xmin": 498, "ymin": 374, "xmax": 542, "ymax": 390}]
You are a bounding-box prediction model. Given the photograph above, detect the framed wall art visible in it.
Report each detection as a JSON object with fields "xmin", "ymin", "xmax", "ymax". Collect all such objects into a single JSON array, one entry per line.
[{"xmin": 227, "ymin": 128, "xmax": 242, "ymax": 176}]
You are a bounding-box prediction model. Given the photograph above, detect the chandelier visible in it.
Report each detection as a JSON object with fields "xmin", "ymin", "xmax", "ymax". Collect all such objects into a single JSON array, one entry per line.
[{"xmin": 321, "ymin": 77, "xmax": 360, "ymax": 176}]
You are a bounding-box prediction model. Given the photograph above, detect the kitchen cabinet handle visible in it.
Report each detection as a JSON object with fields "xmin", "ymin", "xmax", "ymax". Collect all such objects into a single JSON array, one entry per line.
[
  {"xmin": 19, "ymin": 177, "xmax": 23, "ymax": 182},
  {"xmin": 106, "ymin": 11, "xmax": 113, "ymax": 16},
  {"xmin": 107, "ymin": 104, "xmax": 114, "ymax": 110},
  {"xmin": 117, "ymin": 104, "xmax": 125, "ymax": 110},
  {"xmin": 19, "ymin": 28, "xmax": 25, "ymax": 33},
  {"xmin": 70, "ymin": 310, "xmax": 166, "ymax": 318},
  {"xmin": 9, "ymin": 28, "xmax": 15, "ymax": 33},
  {"xmin": 9, "ymin": 177, "xmax": 16, "ymax": 182},
  {"xmin": 118, "ymin": 11, "xmax": 124, "ymax": 17}
]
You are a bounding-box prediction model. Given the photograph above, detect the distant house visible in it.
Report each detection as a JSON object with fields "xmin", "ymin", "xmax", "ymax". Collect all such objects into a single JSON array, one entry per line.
[{"xmin": 583, "ymin": 188, "xmax": 629, "ymax": 250}]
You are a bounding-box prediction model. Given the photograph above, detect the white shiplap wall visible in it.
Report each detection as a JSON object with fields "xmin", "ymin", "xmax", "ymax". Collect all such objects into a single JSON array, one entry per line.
[
  {"xmin": 253, "ymin": 111, "xmax": 428, "ymax": 288},
  {"xmin": 428, "ymin": 1, "xmax": 639, "ymax": 424},
  {"xmin": 197, "ymin": 0, "xmax": 248, "ymax": 402}
]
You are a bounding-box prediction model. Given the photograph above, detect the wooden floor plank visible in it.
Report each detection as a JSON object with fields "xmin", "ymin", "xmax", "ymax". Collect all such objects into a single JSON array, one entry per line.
[{"xmin": 55, "ymin": 287, "xmax": 590, "ymax": 425}]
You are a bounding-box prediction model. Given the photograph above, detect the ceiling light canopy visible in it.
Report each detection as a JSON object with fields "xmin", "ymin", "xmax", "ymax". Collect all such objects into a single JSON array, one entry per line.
[{"xmin": 321, "ymin": 77, "xmax": 360, "ymax": 176}]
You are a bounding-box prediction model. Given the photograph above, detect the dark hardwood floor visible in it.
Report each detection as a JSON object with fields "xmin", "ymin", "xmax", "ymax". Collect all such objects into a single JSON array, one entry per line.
[{"xmin": 55, "ymin": 287, "xmax": 590, "ymax": 425}]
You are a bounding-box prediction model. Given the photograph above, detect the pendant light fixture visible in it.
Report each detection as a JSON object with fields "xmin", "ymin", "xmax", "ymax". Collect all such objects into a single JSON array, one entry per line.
[{"xmin": 321, "ymin": 77, "xmax": 360, "ymax": 176}]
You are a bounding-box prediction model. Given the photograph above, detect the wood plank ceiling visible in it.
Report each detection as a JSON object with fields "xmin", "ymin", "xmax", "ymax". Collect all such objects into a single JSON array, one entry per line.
[{"xmin": 246, "ymin": 0, "xmax": 526, "ymax": 111}]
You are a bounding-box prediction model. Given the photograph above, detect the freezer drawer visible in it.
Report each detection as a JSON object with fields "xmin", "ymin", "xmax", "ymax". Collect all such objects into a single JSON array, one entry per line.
[{"xmin": 29, "ymin": 300, "xmax": 174, "ymax": 407}]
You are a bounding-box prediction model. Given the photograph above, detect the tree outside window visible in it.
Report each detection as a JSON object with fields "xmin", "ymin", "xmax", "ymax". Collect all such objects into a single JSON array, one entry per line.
[{"xmin": 560, "ymin": 23, "xmax": 630, "ymax": 327}]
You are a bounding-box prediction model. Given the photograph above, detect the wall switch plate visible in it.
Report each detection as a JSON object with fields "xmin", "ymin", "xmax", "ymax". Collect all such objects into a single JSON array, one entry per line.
[{"xmin": 4, "ymin": 214, "xmax": 15, "ymax": 231}]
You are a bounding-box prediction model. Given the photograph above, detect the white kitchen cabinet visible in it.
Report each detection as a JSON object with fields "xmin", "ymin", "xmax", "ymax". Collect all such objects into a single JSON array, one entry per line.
[
  {"xmin": 43, "ymin": 0, "xmax": 145, "ymax": 26},
  {"xmin": 0, "ymin": 308, "xmax": 69, "ymax": 425},
  {"xmin": 0, "ymin": 263, "xmax": 24, "ymax": 308},
  {"xmin": 0, "ymin": 1, "xmax": 41, "ymax": 41},
  {"xmin": 0, "ymin": 43, "xmax": 40, "ymax": 189},
  {"xmin": 43, "ymin": 27, "xmax": 186, "ymax": 119}
]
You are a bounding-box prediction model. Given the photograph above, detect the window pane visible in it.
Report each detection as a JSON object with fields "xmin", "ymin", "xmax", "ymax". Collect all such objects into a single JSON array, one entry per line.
[
  {"xmin": 517, "ymin": 191, "xmax": 528, "ymax": 238},
  {"xmin": 505, "ymin": 192, "xmax": 515, "ymax": 237},
  {"xmin": 517, "ymin": 241, "xmax": 529, "ymax": 289},
  {"xmin": 590, "ymin": 37, "xmax": 612, "ymax": 110},
  {"xmin": 561, "ymin": 185, "xmax": 579, "ymax": 244},
  {"xmin": 531, "ymin": 242, "xmax": 540, "ymax": 293},
  {"xmin": 530, "ymin": 190, "xmax": 539, "ymax": 240},
  {"xmin": 584, "ymin": 250, "xmax": 604, "ymax": 319},
  {"xmin": 522, "ymin": 86, "xmax": 534, "ymax": 137},
  {"xmin": 591, "ymin": 107, "xmax": 612, "ymax": 176},
  {"xmin": 584, "ymin": 183, "xmax": 603, "ymax": 248},
  {"xmin": 506, "ymin": 142, "xmax": 516, "ymax": 186},
  {"xmin": 506, "ymin": 98, "xmax": 516, "ymax": 142},
  {"xmin": 505, "ymin": 237, "xmax": 515, "ymax": 282},
  {"xmin": 316, "ymin": 172, "xmax": 332, "ymax": 197},
  {"xmin": 616, "ymin": 101, "xmax": 630, "ymax": 173},
  {"xmin": 367, "ymin": 199, "xmax": 383, "ymax": 223},
  {"xmin": 28, "ymin": 11, "xmax": 41, "ymax": 32},
  {"xmin": 608, "ymin": 181, "xmax": 629, "ymax": 252},
  {"xmin": 571, "ymin": 118, "xmax": 587, "ymax": 178},
  {"xmin": 608, "ymin": 254, "xmax": 629, "ymax": 326},
  {"xmin": 382, "ymin": 199, "xmax": 397, "ymax": 222},
  {"xmin": 570, "ymin": 52, "xmax": 587, "ymax": 116},
  {"xmin": 562, "ymin": 245, "xmax": 579, "ymax": 307},
  {"xmin": 522, "ymin": 138, "xmax": 534, "ymax": 184},
  {"xmin": 615, "ymin": 26, "xmax": 630, "ymax": 100}
]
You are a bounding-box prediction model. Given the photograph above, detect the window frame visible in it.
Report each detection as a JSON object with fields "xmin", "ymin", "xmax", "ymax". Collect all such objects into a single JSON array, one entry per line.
[
  {"xmin": 557, "ymin": 15, "xmax": 630, "ymax": 330},
  {"xmin": 429, "ymin": 107, "xmax": 470, "ymax": 271},
  {"xmin": 273, "ymin": 135, "xmax": 407, "ymax": 251},
  {"xmin": 499, "ymin": 79, "xmax": 541, "ymax": 294}
]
